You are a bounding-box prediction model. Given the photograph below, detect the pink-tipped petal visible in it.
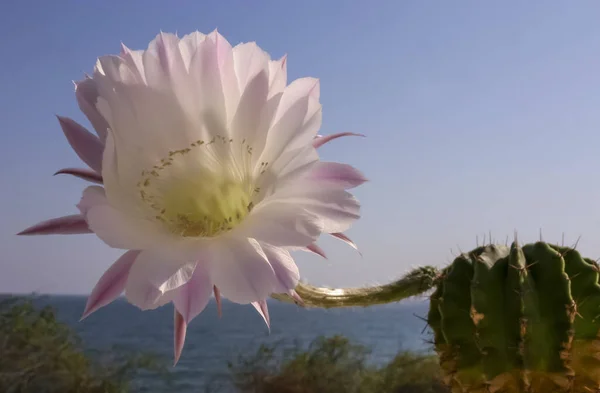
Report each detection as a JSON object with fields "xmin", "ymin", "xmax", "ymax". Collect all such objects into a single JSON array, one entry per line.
[
  {"xmin": 306, "ymin": 243, "xmax": 328, "ymax": 259},
  {"xmin": 251, "ymin": 300, "xmax": 270, "ymax": 331},
  {"xmin": 210, "ymin": 31, "xmax": 239, "ymax": 119},
  {"xmin": 330, "ymin": 232, "xmax": 362, "ymax": 256},
  {"xmin": 213, "ymin": 286, "xmax": 222, "ymax": 318},
  {"xmin": 240, "ymin": 202, "xmax": 323, "ymax": 248},
  {"xmin": 308, "ymin": 79, "xmax": 320, "ymax": 99},
  {"xmin": 75, "ymin": 78, "xmax": 110, "ymax": 142},
  {"xmin": 209, "ymin": 238, "xmax": 277, "ymax": 304},
  {"xmin": 81, "ymin": 250, "xmax": 140, "ymax": 320},
  {"xmin": 119, "ymin": 43, "xmax": 145, "ymax": 81},
  {"xmin": 257, "ymin": 77, "xmax": 322, "ymax": 166},
  {"xmin": 77, "ymin": 186, "xmax": 108, "ymax": 216},
  {"xmin": 57, "ymin": 116, "xmax": 104, "ymax": 173},
  {"xmin": 232, "ymin": 41, "xmax": 269, "ymax": 91},
  {"xmin": 54, "ymin": 168, "xmax": 103, "ymax": 184},
  {"xmin": 289, "ymin": 290, "xmax": 305, "ymax": 307},
  {"xmin": 309, "ymin": 162, "xmax": 368, "ymax": 189},
  {"xmin": 189, "ymin": 32, "xmax": 227, "ymax": 127},
  {"xmin": 231, "ymin": 69, "xmax": 269, "ymax": 145},
  {"xmin": 85, "ymin": 201, "xmax": 168, "ymax": 250},
  {"xmin": 179, "ymin": 31, "xmax": 206, "ymax": 69},
  {"xmin": 174, "ymin": 308, "xmax": 187, "ymax": 366},
  {"xmin": 268, "ymin": 54, "xmax": 287, "ymax": 96},
  {"xmin": 270, "ymin": 188, "xmax": 359, "ymax": 234},
  {"xmin": 262, "ymin": 245, "xmax": 300, "ymax": 293},
  {"xmin": 17, "ymin": 215, "xmax": 92, "ymax": 236},
  {"xmin": 143, "ymin": 32, "xmax": 187, "ymax": 89},
  {"xmin": 172, "ymin": 263, "xmax": 212, "ymax": 324},
  {"xmin": 312, "ymin": 132, "xmax": 365, "ymax": 149},
  {"xmin": 125, "ymin": 252, "xmax": 197, "ymax": 311}
]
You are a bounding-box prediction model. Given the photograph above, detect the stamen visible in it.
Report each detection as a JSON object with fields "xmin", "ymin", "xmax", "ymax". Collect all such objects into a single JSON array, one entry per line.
[{"xmin": 136, "ymin": 135, "xmax": 269, "ymax": 238}]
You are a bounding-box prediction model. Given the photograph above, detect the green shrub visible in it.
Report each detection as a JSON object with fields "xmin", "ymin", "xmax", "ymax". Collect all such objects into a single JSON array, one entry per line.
[
  {"xmin": 226, "ymin": 335, "xmax": 449, "ymax": 393},
  {"xmin": 0, "ymin": 296, "xmax": 169, "ymax": 393},
  {"xmin": 360, "ymin": 351, "xmax": 448, "ymax": 393},
  {"xmin": 0, "ymin": 296, "xmax": 449, "ymax": 393}
]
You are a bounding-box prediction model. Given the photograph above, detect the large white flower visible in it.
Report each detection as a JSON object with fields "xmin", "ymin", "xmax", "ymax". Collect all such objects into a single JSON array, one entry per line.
[{"xmin": 19, "ymin": 30, "xmax": 366, "ymax": 364}]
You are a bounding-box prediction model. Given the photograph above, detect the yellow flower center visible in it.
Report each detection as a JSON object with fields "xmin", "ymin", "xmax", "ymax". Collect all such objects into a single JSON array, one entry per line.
[
  {"xmin": 159, "ymin": 175, "xmax": 253, "ymax": 237},
  {"xmin": 136, "ymin": 136, "xmax": 266, "ymax": 238}
]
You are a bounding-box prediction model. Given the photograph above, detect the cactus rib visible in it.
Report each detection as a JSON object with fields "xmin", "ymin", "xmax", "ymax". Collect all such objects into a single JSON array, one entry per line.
[{"xmin": 273, "ymin": 241, "xmax": 600, "ymax": 392}]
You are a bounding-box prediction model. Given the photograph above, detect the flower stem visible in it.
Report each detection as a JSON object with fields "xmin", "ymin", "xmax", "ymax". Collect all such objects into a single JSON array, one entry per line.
[{"xmin": 271, "ymin": 266, "xmax": 442, "ymax": 308}]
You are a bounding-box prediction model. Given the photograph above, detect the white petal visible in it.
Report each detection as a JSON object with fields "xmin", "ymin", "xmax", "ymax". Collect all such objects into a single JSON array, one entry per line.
[
  {"xmin": 81, "ymin": 164, "xmax": 209, "ymax": 258},
  {"xmin": 261, "ymin": 244, "xmax": 299, "ymax": 293},
  {"xmin": 248, "ymin": 92, "xmax": 283, "ymax": 168},
  {"xmin": 77, "ymin": 185, "xmax": 107, "ymax": 215},
  {"xmin": 210, "ymin": 237, "xmax": 276, "ymax": 304},
  {"xmin": 173, "ymin": 31, "xmax": 239, "ymax": 130},
  {"xmin": 97, "ymin": 91, "xmax": 203, "ymax": 209},
  {"xmin": 172, "ymin": 262, "xmax": 212, "ymax": 323},
  {"xmin": 259, "ymin": 78, "xmax": 322, "ymax": 165},
  {"xmin": 268, "ymin": 187, "xmax": 360, "ymax": 233},
  {"xmin": 107, "ymin": 87, "xmax": 198, "ymax": 161},
  {"xmin": 125, "ymin": 250, "xmax": 196, "ymax": 310},
  {"xmin": 120, "ymin": 43, "xmax": 146, "ymax": 83},
  {"xmin": 301, "ymin": 190, "xmax": 360, "ymax": 233},
  {"xmin": 85, "ymin": 206, "xmax": 148, "ymax": 249},
  {"xmin": 75, "ymin": 78, "xmax": 110, "ymax": 142},
  {"xmin": 230, "ymin": 69, "xmax": 269, "ymax": 148},
  {"xmin": 268, "ymin": 55, "xmax": 287, "ymax": 97},
  {"xmin": 142, "ymin": 34, "xmax": 206, "ymax": 126},
  {"xmin": 95, "ymin": 55, "xmax": 139, "ymax": 84},
  {"xmin": 179, "ymin": 31, "xmax": 207, "ymax": 70},
  {"xmin": 99, "ymin": 130, "xmax": 131, "ymax": 210},
  {"xmin": 259, "ymin": 145, "xmax": 319, "ymax": 192},
  {"xmin": 83, "ymin": 193, "xmax": 166, "ymax": 250},
  {"xmin": 232, "ymin": 42, "xmax": 270, "ymax": 91},
  {"xmin": 93, "ymin": 55, "xmax": 203, "ymax": 175},
  {"xmin": 210, "ymin": 31, "xmax": 239, "ymax": 122},
  {"xmin": 99, "ymin": 133, "xmax": 221, "ymax": 258},
  {"xmin": 159, "ymin": 262, "xmax": 198, "ymax": 293},
  {"xmin": 142, "ymin": 32, "xmax": 186, "ymax": 89},
  {"xmin": 238, "ymin": 201, "xmax": 323, "ymax": 247},
  {"xmin": 100, "ymin": 127, "xmax": 155, "ymax": 215},
  {"xmin": 188, "ymin": 33, "xmax": 227, "ymax": 133},
  {"xmin": 271, "ymin": 77, "xmax": 320, "ymax": 131}
]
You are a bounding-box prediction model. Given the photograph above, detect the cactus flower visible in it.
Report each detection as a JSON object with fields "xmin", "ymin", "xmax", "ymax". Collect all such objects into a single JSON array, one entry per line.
[{"xmin": 18, "ymin": 30, "xmax": 366, "ymax": 364}]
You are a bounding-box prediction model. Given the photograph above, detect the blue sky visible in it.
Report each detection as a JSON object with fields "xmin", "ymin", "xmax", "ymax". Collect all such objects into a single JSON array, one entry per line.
[{"xmin": 2, "ymin": 0, "xmax": 600, "ymax": 294}]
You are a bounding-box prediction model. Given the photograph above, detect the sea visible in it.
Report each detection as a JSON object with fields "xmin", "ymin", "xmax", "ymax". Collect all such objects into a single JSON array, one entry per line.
[{"xmin": 30, "ymin": 296, "xmax": 435, "ymax": 392}]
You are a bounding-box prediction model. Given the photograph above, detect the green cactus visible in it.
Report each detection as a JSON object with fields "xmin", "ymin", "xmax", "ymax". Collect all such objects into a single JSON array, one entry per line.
[{"xmin": 273, "ymin": 241, "xmax": 600, "ymax": 393}]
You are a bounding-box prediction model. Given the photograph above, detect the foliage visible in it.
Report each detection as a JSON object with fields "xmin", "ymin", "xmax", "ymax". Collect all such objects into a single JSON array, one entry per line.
[
  {"xmin": 0, "ymin": 296, "xmax": 169, "ymax": 393},
  {"xmin": 0, "ymin": 295, "xmax": 448, "ymax": 393},
  {"xmin": 225, "ymin": 335, "xmax": 449, "ymax": 393}
]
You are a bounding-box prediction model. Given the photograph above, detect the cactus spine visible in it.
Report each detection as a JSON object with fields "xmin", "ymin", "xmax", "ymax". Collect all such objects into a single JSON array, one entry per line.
[{"xmin": 274, "ymin": 241, "xmax": 600, "ymax": 393}]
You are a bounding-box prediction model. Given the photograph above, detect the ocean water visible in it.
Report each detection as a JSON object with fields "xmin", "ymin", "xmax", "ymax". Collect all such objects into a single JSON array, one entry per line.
[{"xmin": 36, "ymin": 296, "xmax": 434, "ymax": 392}]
